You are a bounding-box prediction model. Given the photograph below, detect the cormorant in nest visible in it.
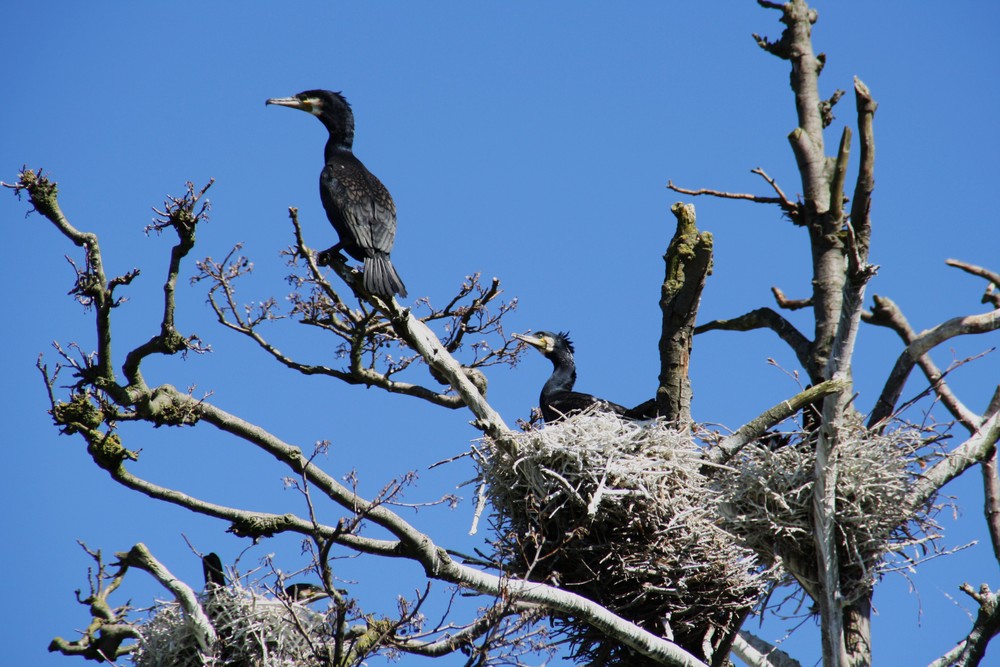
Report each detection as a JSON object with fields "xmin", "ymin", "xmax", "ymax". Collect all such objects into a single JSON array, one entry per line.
[
  {"xmin": 283, "ymin": 583, "xmax": 330, "ymax": 604},
  {"xmin": 513, "ymin": 331, "xmax": 632, "ymax": 423},
  {"xmin": 202, "ymin": 552, "xmax": 226, "ymax": 590},
  {"xmin": 266, "ymin": 90, "xmax": 407, "ymax": 299}
]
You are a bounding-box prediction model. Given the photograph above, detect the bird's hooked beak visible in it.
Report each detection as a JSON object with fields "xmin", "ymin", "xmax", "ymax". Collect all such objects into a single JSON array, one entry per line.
[
  {"xmin": 266, "ymin": 96, "xmax": 317, "ymax": 114},
  {"xmin": 513, "ymin": 332, "xmax": 552, "ymax": 353}
]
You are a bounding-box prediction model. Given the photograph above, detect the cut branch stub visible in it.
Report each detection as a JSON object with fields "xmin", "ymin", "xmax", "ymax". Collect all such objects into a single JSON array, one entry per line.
[{"xmin": 656, "ymin": 202, "xmax": 713, "ymax": 424}]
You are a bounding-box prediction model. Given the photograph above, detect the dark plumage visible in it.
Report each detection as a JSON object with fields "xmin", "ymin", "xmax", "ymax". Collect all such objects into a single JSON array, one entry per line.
[
  {"xmin": 513, "ymin": 331, "xmax": 630, "ymax": 423},
  {"xmin": 202, "ymin": 552, "xmax": 226, "ymax": 589},
  {"xmin": 266, "ymin": 89, "xmax": 407, "ymax": 299},
  {"xmin": 283, "ymin": 582, "xmax": 330, "ymax": 603}
]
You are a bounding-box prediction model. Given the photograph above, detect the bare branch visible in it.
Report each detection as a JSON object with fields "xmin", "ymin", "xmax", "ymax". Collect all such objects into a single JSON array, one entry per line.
[
  {"xmin": 869, "ymin": 307, "xmax": 1000, "ymax": 428},
  {"xmin": 667, "ymin": 180, "xmax": 786, "ymax": 206},
  {"xmin": 47, "ymin": 544, "xmax": 138, "ymax": 662},
  {"xmin": 771, "ymin": 286, "xmax": 812, "ymax": 311},
  {"xmin": 119, "ymin": 543, "xmax": 216, "ymax": 653},
  {"xmin": 828, "ymin": 126, "xmax": 851, "ymax": 225},
  {"xmin": 983, "ymin": 452, "xmax": 1000, "ymax": 567},
  {"xmin": 196, "ymin": 208, "xmax": 518, "ymax": 413},
  {"xmin": 927, "ymin": 584, "xmax": 1000, "ymax": 667},
  {"xmin": 947, "ymin": 259, "xmax": 1000, "ymax": 291},
  {"xmin": 8, "ymin": 169, "xmax": 117, "ymax": 381},
  {"xmin": 123, "ymin": 180, "xmax": 214, "ymax": 386},
  {"xmin": 706, "ymin": 377, "xmax": 849, "ymax": 465},
  {"xmin": 752, "ymin": 168, "xmax": 801, "ymax": 219},
  {"xmin": 850, "ymin": 78, "xmax": 876, "ymax": 262},
  {"xmin": 696, "ymin": 307, "xmax": 814, "ymax": 377},
  {"xmin": 947, "ymin": 259, "xmax": 1000, "ymax": 309},
  {"xmin": 864, "ymin": 294, "xmax": 982, "ymax": 431},
  {"xmin": 910, "ymin": 411, "xmax": 1000, "ymax": 509},
  {"xmin": 733, "ymin": 631, "xmax": 802, "ymax": 667}
]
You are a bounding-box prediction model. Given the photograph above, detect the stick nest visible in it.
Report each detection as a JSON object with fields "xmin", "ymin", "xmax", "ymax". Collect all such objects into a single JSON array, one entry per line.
[
  {"xmin": 133, "ymin": 585, "xmax": 332, "ymax": 667},
  {"xmin": 481, "ymin": 411, "xmax": 769, "ymax": 665},
  {"xmin": 716, "ymin": 423, "xmax": 938, "ymax": 604}
]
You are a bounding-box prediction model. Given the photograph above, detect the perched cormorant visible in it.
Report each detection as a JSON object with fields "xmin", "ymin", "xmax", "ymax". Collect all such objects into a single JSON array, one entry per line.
[
  {"xmin": 283, "ymin": 582, "xmax": 330, "ymax": 604},
  {"xmin": 266, "ymin": 90, "xmax": 407, "ymax": 299},
  {"xmin": 202, "ymin": 552, "xmax": 226, "ymax": 590},
  {"xmin": 513, "ymin": 331, "xmax": 630, "ymax": 423}
]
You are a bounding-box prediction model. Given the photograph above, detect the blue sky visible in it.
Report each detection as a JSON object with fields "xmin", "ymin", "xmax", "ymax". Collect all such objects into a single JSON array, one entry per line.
[{"xmin": 2, "ymin": 2, "xmax": 998, "ymax": 665}]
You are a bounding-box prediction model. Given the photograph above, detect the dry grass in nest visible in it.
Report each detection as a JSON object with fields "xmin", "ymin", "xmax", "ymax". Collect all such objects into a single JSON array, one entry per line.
[
  {"xmin": 133, "ymin": 584, "xmax": 331, "ymax": 667},
  {"xmin": 717, "ymin": 423, "xmax": 939, "ymax": 604},
  {"xmin": 480, "ymin": 411, "xmax": 769, "ymax": 665}
]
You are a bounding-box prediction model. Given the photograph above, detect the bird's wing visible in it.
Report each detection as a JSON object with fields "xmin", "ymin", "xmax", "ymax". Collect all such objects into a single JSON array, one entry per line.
[
  {"xmin": 322, "ymin": 155, "xmax": 397, "ymax": 256},
  {"xmin": 547, "ymin": 391, "xmax": 629, "ymax": 420}
]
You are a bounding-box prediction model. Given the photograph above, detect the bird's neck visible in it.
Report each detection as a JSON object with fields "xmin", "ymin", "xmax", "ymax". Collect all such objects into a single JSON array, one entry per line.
[
  {"xmin": 542, "ymin": 354, "xmax": 577, "ymax": 395},
  {"xmin": 324, "ymin": 137, "xmax": 354, "ymax": 162}
]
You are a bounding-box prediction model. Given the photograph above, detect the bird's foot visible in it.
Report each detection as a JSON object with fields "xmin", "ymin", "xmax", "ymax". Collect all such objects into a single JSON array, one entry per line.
[{"xmin": 316, "ymin": 246, "xmax": 348, "ymax": 267}]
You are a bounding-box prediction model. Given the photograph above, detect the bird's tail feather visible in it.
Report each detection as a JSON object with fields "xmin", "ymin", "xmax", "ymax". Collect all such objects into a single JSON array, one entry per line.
[{"xmin": 364, "ymin": 255, "xmax": 407, "ymax": 299}]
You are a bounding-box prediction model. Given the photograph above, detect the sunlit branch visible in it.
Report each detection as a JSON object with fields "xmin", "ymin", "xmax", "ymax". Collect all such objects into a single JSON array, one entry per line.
[
  {"xmin": 47, "ymin": 544, "xmax": 138, "ymax": 662},
  {"xmin": 850, "ymin": 78, "xmax": 876, "ymax": 261},
  {"xmin": 706, "ymin": 377, "xmax": 849, "ymax": 465},
  {"xmin": 869, "ymin": 307, "xmax": 1000, "ymax": 429},
  {"xmin": 4, "ymin": 169, "xmax": 118, "ymax": 382},
  {"xmin": 123, "ymin": 180, "xmax": 213, "ymax": 387},
  {"xmin": 983, "ymin": 451, "xmax": 1000, "ymax": 566},
  {"xmin": 864, "ymin": 294, "xmax": 981, "ymax": 431},
  {"xmin": 910, "ymin": 411, "xmax": 1000, "ymax": 509},
  {"xmin": 119, "ymin": 543, "xmax": 216, "ymax": 653},
  {"xmin": 732, "ymin": 631, "xmax": 802, "ymax": 667},
  {"xmin": 771, "ymin": 286, "xmax": 812, "ymax": 311},
  {"xmin": 695, "ymin": 307, "xmax": 813, "ymax": 377},
  {"xmin": 927, "ymin": 583, "xmax": 1000, "ymax": 667}
]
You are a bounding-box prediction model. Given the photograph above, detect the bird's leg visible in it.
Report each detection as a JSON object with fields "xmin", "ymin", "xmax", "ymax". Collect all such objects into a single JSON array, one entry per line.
[{"xmin": 316, "ymin": 242, "xmax": 348, "ymax": 267}]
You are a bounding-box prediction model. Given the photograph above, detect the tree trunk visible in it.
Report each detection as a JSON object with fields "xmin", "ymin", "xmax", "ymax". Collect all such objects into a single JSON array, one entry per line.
[{"xmin": 656, "ymin": 202, "xmax": 713, "ymax": 423}]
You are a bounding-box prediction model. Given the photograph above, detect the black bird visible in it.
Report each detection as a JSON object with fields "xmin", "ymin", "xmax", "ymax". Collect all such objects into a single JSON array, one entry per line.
[
  {"xmin": 283, "ymin": 582, "xmax": 330, "ymax": 604},
  {"xmin": 202, "ymin": 552, "xmax": 226, "ymax": 590},
  {"xmin": 513, "ymin": 331, "xmax": 631, "ymax": 423},
  {"xmin": 266, "ymin": 90, "xmax": 407, "ymax": 299}
]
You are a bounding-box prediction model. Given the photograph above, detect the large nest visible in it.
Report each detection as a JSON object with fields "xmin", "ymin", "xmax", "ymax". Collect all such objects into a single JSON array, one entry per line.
[
  {"xmin": 481, "ymin": 411, "xmax": 769, "ymax": 665},
  {"xmin": 716, "ymin": 423, "xmax": 939, "ymax": 604},
  {"xmin": 133, "ymin": 585, "xmax": 333, "ymax": 667}
]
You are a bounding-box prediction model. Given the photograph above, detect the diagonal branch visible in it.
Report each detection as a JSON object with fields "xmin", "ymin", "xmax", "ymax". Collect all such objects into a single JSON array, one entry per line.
[
  {"xmin": 927, "ymin": 584, "xmax": 1000, "ymax": 667},
  {"xmin": 696, "ymin": 307, "xmax": 814, "ymax": 377},
  {"xmin": 119, "ymin": 543, "xmax": 216, "ymax": 653},
  {"xmin": 6, "ymin": 169, "xmax": 118, "ymax": 382},
  {"xmin": 751, "ymin": 167, "xmax": 799, "ymax": 217},
  {"xmin": 771, "ymin": 286, "xmax": 812, "ymax": 311},
  {"xmin": 947, "ymin": 259, "xmax": 1000, "ymax": 309},
  {"xmin": 732, "ymin": 631, "xmax": 802, "ymax": 667},
  {"xmin": 863, "ymin": 294, "xmax": 981, "ymax": 431},
  {"xmin": 706, "ymin": 377, "xmax": 848, "ymax": 465},
  {"xmin": 909, "ymin": 411, "xmax": 1000, "ymax": 509},
  {"xmin": 104, "ymin": 387, "xmax": 705, "ymax": 665},
  {"xmin": 869, "ymin": 307, "xmax": 1000, "ymax": 428}
]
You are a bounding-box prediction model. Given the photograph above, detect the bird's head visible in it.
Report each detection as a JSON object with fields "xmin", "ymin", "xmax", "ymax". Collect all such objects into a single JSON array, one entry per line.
[
  {"xmin": 283, "ymin": 582, "xmax": 330, "ymax": 604},
  {"xmin": 266, "ymin": 89, "xmax": 355, "ymax": 146},
  {"xmin": 513, "ymin": 331, "xmax": 575, "ymax": 358}
]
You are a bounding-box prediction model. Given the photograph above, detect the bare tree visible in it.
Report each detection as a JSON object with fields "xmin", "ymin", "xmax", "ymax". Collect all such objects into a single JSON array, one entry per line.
[
  {"xmin": 670, "ymin": 2, "xmax": 1000, "ymax": 665},
  {"xmin": 6, "ymin": 1, "xmax": 1000, "ymax": 666}
]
